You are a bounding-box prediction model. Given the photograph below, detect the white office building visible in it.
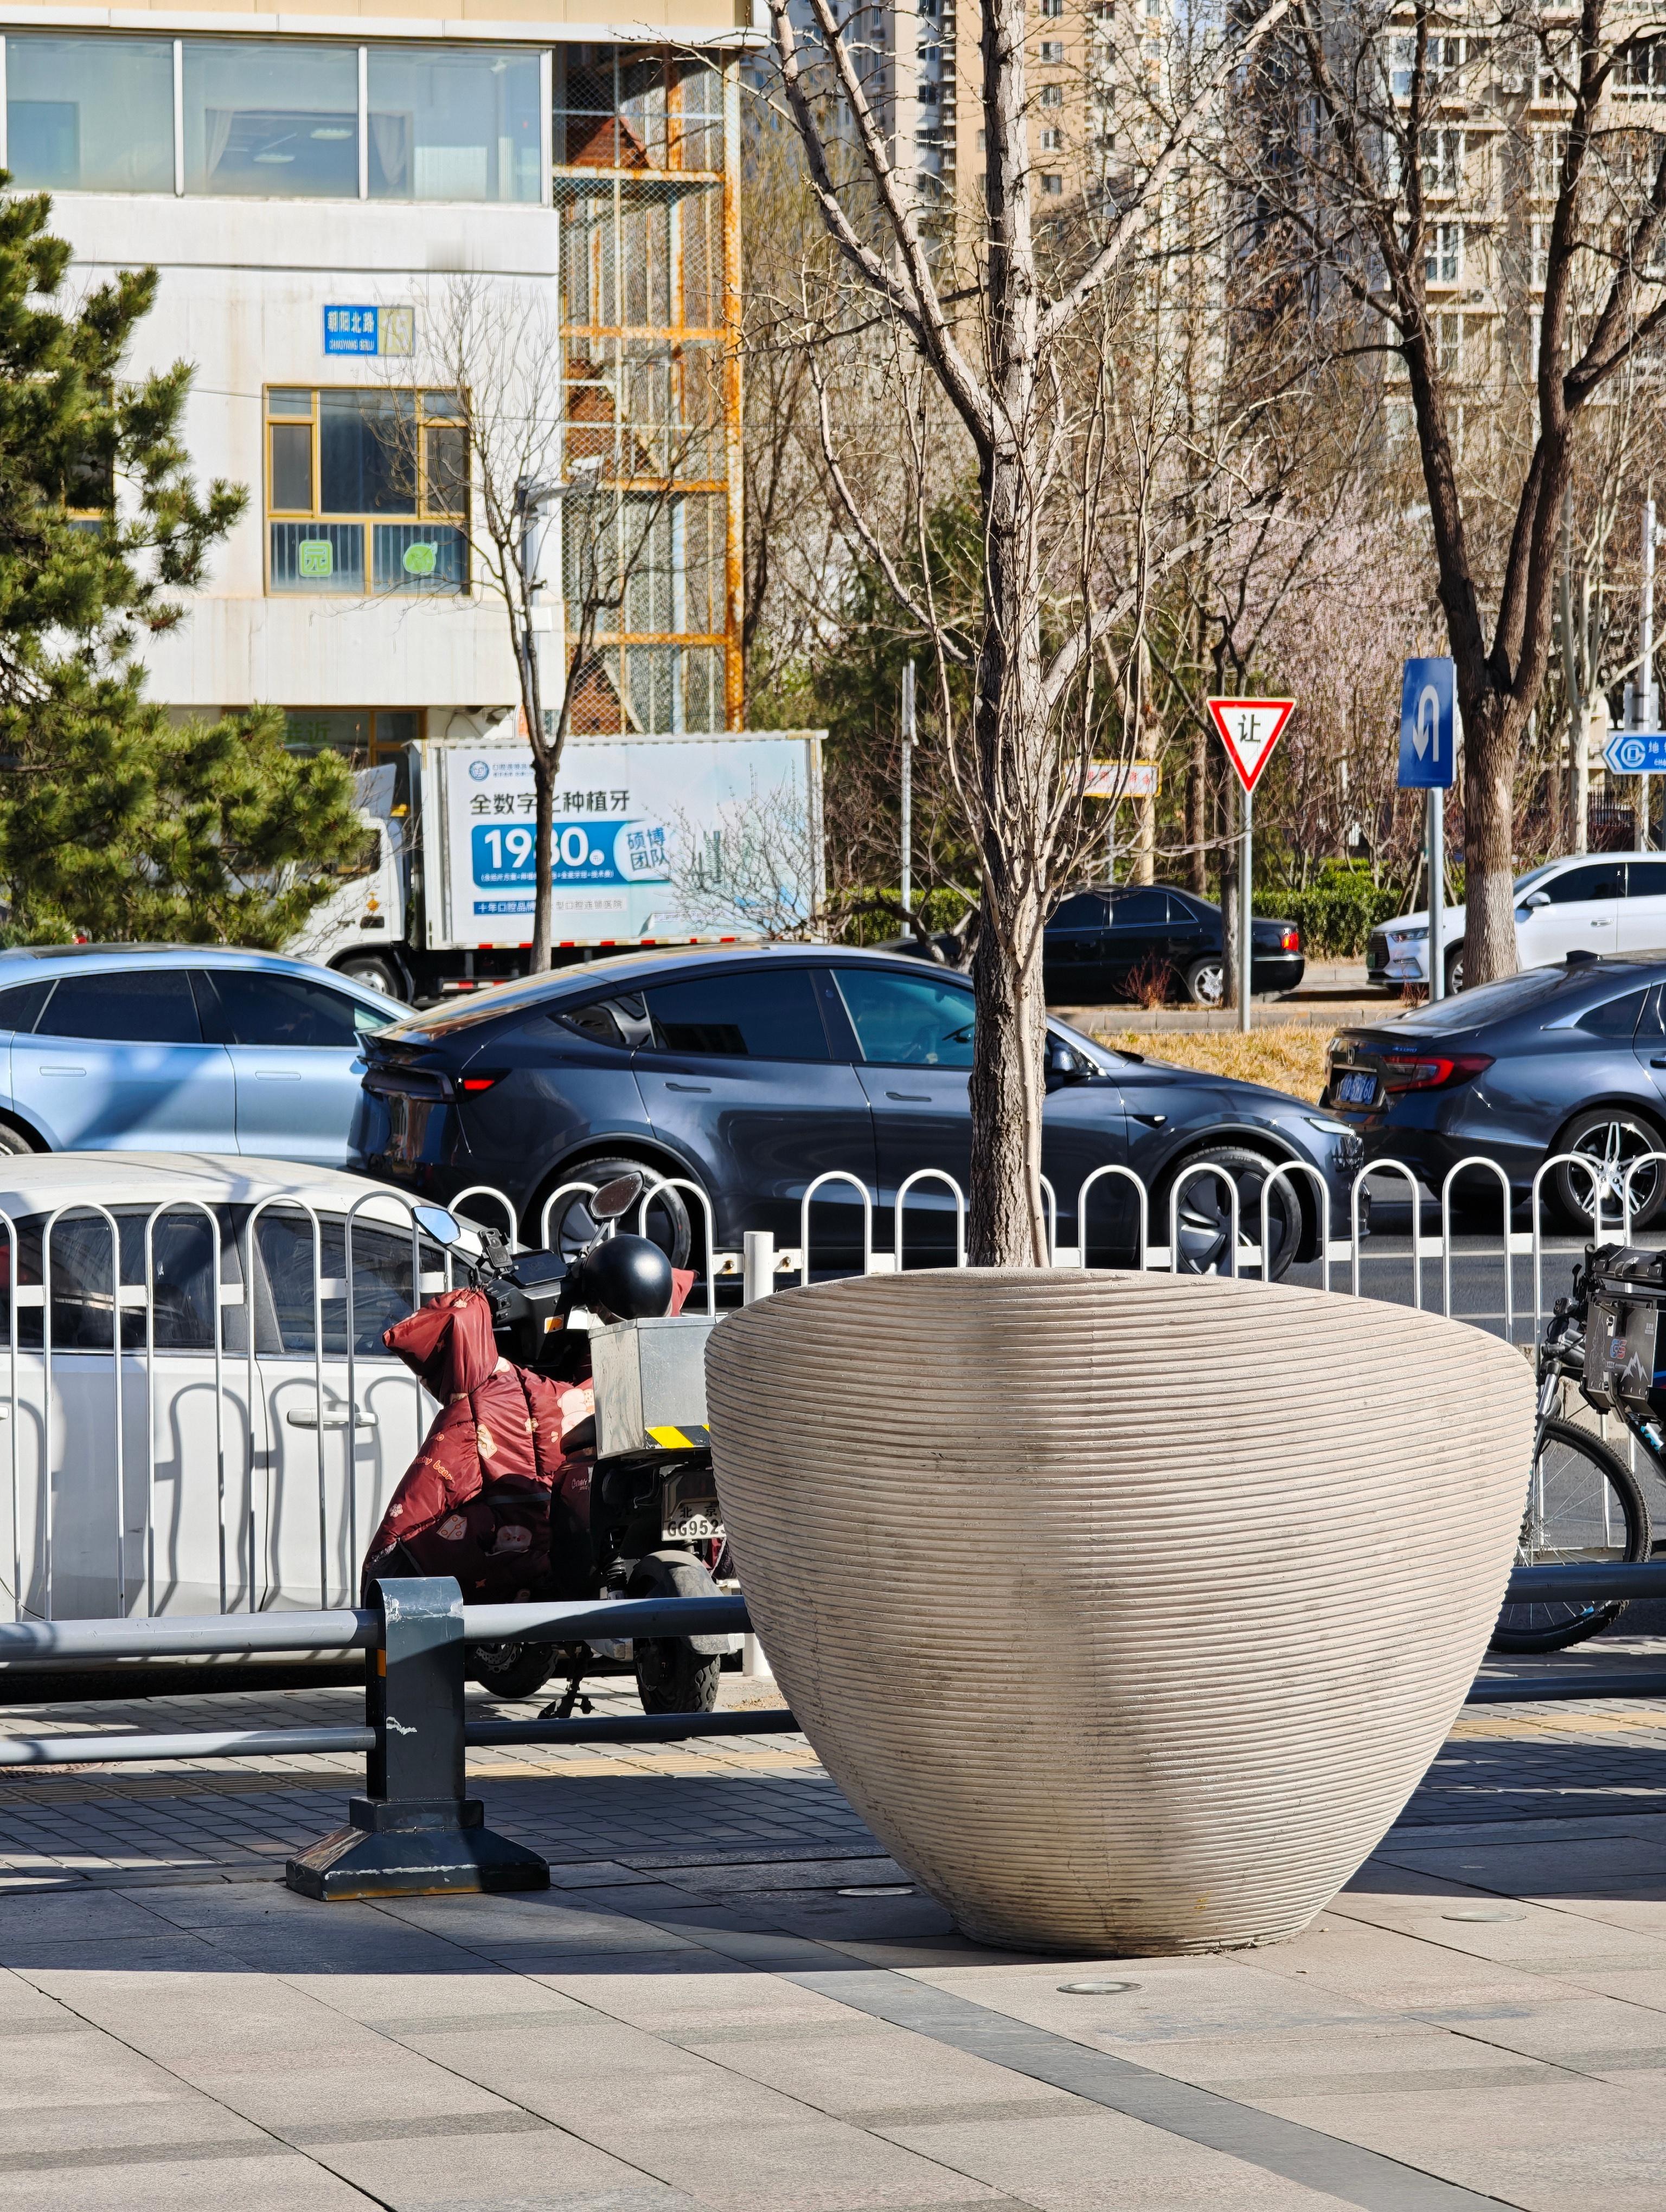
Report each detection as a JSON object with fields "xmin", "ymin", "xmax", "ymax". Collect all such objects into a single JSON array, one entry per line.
[{"xmin": 0, "ymin": 2, "xmax": 747, "ymax": 762}]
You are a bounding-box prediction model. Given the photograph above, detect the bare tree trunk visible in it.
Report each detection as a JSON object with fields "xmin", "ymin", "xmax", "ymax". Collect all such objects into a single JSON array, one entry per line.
[
  {"xmin": 1188, "ymin": 725, "xmax": 1208, "ymax": 893},
  {"xmin": 1463, "ymin": 698, "xmax": 1522, "ymax": 982},
  {"xmin": 530, "ymin": 749, "xmax": 555, "ymax": 972}
]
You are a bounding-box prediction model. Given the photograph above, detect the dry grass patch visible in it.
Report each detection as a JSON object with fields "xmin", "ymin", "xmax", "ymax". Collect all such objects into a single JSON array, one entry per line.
[{"xmin": 1098, "ymin": 1021, "xmax": 1332, "ymax": 1103}]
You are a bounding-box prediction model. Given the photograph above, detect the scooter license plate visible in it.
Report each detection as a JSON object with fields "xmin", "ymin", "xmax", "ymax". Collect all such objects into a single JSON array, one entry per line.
[{"xmin": 663, "ymin": 1510, "xmax": 725, "ymax": 1541}]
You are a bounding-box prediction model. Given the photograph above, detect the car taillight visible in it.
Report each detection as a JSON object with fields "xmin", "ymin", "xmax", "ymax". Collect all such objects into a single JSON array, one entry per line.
[
  {"xmin": 1379, "ymin": 1052, "xmax": 1493, "ymax": 1094},
  {"xmin": 1280, "ymin": 927, "xmax": 1300, "ymax": 951},
  {"xmin": 459, "ymin": 1072, "xmax": 504, "ymax": 1094}
]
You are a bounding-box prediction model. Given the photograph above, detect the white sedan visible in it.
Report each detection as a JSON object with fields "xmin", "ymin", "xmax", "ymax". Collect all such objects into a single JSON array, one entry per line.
[
  {"xmin": 1368, "ymin": 852, "xmax": 1666, "ymax": 994},
  {"xmin": 0, "ymin": 1153, "xmax": 472, "ymax": 1625}
]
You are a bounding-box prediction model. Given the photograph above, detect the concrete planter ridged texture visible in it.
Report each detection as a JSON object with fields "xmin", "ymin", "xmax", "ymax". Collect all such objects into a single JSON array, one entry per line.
[{"xmin": 706, "ymin": 1267, "xmax": 1534, "ymax": 1957}]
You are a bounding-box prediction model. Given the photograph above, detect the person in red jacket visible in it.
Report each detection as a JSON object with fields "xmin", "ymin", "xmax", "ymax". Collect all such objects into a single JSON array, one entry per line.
[{"xmin": 361, "ymin": 1285, "xmax": 594, "ymax": 1603}]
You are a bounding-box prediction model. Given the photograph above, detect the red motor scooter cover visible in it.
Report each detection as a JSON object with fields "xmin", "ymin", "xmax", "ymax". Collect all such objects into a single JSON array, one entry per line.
[{"xmin": 361, "ymin": 1286, "xmax": 593, "ymax": 1602}]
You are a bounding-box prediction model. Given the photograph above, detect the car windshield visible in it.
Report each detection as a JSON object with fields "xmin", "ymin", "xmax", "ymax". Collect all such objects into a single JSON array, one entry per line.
[{"xmin": 1512, "ymin": 863, "xmax": 1561, "ymax": 898}]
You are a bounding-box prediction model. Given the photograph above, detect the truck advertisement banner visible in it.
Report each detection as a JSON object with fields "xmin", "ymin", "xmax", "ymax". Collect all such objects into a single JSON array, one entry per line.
[{"xmin": 436, "ymin": 735, "xmax": 821, "ymax": 949}]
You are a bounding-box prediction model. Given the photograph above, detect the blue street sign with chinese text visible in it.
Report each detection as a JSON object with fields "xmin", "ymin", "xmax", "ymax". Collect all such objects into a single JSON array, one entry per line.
[
  {"xmin": 1604, "ymin": 730, "xmax": 1666, "ymax": 774},
  {"xmin": 1398, "ymin": 657, "xmax": 1458, "ymax": 789},
  {"xmin": 323, "ymin": 305, "xmax": 414, "ymax": 357}
]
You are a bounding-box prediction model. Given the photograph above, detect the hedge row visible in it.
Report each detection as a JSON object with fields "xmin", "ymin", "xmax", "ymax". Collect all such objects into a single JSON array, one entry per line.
[{"xmin": 1254, "ymin": 871, "xmax": 1412, "ymax": 958}]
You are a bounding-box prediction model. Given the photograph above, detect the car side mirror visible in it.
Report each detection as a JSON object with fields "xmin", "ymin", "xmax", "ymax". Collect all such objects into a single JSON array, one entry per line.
[
  {"xmin": 1522, "ymin": 890, "xmax": 1551, "ymax": 911},
  {"xmin": 1045, "ymin": 1034, "xmax": 1086, "ymax": 1090}
]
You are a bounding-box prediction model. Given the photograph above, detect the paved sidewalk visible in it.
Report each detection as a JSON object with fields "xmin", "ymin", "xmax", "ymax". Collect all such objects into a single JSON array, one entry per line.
[{"xmin": 0, "ymin": 1662, "xmax": 1664, "ymax": 2208}]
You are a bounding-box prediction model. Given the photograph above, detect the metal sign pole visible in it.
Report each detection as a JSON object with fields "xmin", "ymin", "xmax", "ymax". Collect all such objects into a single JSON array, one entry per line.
[
  {"xmin": 1239, "ymin": 785, "xmax": 1253, "ymax": 1036},
  {"xmin": 1428, "ymin": 785, "xmax": 1445, "ymax": 1003},
  {"xmin": 900, "ymin": 661, "xmax": 915, "ymax": 912}
]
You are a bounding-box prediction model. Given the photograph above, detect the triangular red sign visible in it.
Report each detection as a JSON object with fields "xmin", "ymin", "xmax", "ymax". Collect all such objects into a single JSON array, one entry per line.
[{"xmin": 1207, "ymin": 697, "xmax": 1295, "ymax": 795}]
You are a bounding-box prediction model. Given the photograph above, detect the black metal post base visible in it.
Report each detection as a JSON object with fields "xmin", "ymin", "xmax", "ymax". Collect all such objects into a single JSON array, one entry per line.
[
  {"xmin": 287, "ymin": 1577, "xmax": 550, "ymax": 1902},
  {"xmin": 286, "ymin": 1795, "xmax": 549, "ymax": 1900}
]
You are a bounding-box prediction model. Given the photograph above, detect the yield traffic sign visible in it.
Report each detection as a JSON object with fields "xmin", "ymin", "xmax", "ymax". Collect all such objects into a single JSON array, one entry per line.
[{"xmin": 1207, "ymin": 697, "xmax": 1294, "ymax": 794}]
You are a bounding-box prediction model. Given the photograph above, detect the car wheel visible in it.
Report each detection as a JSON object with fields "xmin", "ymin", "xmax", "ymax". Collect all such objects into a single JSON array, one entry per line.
[
  {"xmin": 1552, "ymin": 1109, "xmax": 1666, "ymax": 1232},
  {"xmin": 1160, "ymin": 1147, "xmax": 1303, "ymax": 1279},
  {"xmin": 0, "ymin": 1121, "xmax": 37, "ymax": 1156},
  {"xmin": 337, "ymin": 955, "xmax": 406, "ymax": 1001},
  {"xmin": 1184, "ymin": 957, "xmax": 1225, "ymax": 1009},
  {"xmin": 537, "ymin": 1154, "xmax": 695, "ymax": 1270},
  {"xmin": 1444, "ymin": 945, "xmax": 1464, "ymax": 996}
]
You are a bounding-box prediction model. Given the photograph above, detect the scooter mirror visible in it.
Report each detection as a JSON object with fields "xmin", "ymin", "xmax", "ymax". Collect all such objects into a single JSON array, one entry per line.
[
  {"xmin": 590, "ymin": 1171, "xmax": 646, "ymax": 1223},
  {"xmin": 412, "ymin": 1204, "xmax": 486, "ymax": 1260}
]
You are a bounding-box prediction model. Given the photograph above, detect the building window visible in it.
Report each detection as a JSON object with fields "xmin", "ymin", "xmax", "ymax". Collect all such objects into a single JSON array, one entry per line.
[
  {"xmin": 1040, "ymin": 39, "xmax": 1065, "ymax": 61},
  {"xmin": 1419, "ymin": 126, "xmax": 1462, "ymax": 198},
  {"xmin": 5, "ymin": 34, "xmax": 175, "ymax": 193},
  {"xmin": 1425, "ymin": 221, "xmax": 1460, "ymax": 286},
  {"xmin": 1041, "ymin": 127, "xmax": 1062, "ymax": 150},
  {"xmin": 283, "ymin": 708, "xmax": 422, "ymax": 763},
  {"xmin": 265, "ymin": 387, "xmax": 467, "ymax": 596},
  {"xmin": 366, "ymin": 47, "xmax": 542, "ymax": 202},
  {"xmin": 2, "ymin": 31, "xmax": 551, "ymax": 204},
  {"xmin": 1042, "ymin": 171, "xmax": 1063, "ymax": 194},
  {"xmin": 1437, "ymin": 311, "xmax": 1463, "ymax": 380},
  {"xmin": 183, "ymin": 41, "xmax": 360, "ymax": 198},
  {"xmin": 1040, "ymin": 82, "xmax": 1064, "ymax": 106},
  {"xmin": 1041, "ymin": 0, "xmax": 1065, "ymax": 17}
]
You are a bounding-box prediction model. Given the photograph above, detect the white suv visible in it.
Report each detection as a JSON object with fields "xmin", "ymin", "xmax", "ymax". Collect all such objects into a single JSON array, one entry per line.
[{"xmin": 1368, "ymin": 852, "xmax": 1666, "ymax": 994}]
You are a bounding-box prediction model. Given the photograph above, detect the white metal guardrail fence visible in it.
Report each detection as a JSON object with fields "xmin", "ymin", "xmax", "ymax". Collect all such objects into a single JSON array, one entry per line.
[{"xmin": 0, "ymin": 1149, "xmax": 1639, "ymax": 1627}]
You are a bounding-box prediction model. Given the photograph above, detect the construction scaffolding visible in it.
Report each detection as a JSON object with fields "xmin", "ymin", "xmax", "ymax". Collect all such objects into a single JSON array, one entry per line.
[{"xmin": 553, "ymin": 46, "xmax": 744, "ymax": 736}]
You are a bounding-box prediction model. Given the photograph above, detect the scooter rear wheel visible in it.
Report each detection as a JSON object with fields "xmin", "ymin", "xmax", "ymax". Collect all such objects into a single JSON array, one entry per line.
[
  {"xmin": 471, "ymin": 1640, "xmax": 554, "ymax": 1700},
  {"xmin": 635, "ymin": 1637, "xmax": 720, "ymax": 1714}
]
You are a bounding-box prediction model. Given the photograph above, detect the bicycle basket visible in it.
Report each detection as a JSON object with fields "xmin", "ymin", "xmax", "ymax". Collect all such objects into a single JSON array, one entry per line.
[{"xmin": 1582, "ymin": 1243, "xmax": 1666, "ymax": 1413}]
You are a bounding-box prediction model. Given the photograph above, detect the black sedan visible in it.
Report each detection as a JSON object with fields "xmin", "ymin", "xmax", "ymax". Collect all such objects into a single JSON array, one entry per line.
[
  {"xmin": 1325, "ymin": 951, "xmax": 1666, "ymax": 1227},
  {"xmin": 356, "ymin": 944, "xmax": 1362, "ymax": 1278},
  {"xmin": 1045, "ymin": 885, "xmax": 1304, "ymax": 1007}
]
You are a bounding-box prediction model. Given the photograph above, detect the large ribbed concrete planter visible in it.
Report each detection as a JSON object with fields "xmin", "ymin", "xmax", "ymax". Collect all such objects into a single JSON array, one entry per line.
[{"xmin": 706, "ymin": 1268, "xmax": 1533, "ymax": 1957}]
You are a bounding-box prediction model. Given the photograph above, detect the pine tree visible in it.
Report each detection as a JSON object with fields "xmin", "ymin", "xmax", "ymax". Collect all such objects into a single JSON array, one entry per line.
[{"xmin": 0, "ymin": 186, "xmax": 363, "ymax": 941}]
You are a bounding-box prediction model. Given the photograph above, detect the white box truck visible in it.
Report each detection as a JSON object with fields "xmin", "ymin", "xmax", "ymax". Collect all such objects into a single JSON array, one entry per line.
[{"xmin": 288, "ymin": 730, "xmax": 825, "ymax": 1002}]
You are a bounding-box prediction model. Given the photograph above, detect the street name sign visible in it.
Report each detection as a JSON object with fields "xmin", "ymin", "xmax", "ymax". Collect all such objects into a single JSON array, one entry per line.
[
  {"xmin": 1207, "ymin": 698, "xmax": 1293, "ymax": 794},
  {"xmin": 1604, "ymin": 731, "xmax": 1666, "ymax": 775},
  {"xmin": 1085, "ymin": 760, "xmax": 1159, "ymax": 799},
  {"xmin": 1398, "ymin": 657, "xmax": 1458, "ymax": 789}
]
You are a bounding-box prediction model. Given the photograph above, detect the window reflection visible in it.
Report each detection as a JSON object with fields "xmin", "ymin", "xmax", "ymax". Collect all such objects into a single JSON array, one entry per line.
[
  {"xmin": 367, "ymin": 46, "xmax": 541, "ymax": 203},
  {"xmin": 6, "ymin": 35, "xmax": 174, "ymax": 194},
  {"xmin": 183, "ymin": 41, "xmax": 360, "ymax": 198}
]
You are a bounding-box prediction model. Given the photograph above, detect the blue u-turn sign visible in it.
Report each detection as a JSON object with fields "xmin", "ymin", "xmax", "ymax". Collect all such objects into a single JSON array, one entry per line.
[{"xmin": 1398, "ymin": 658, "xmax": 1458, "ymax": 789}]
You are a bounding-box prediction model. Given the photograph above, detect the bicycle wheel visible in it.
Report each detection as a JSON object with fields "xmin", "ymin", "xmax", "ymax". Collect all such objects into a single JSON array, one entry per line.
[{"xmin": 1489, "ymin": 1417, "xmax": 1652, "ymax": 1654}]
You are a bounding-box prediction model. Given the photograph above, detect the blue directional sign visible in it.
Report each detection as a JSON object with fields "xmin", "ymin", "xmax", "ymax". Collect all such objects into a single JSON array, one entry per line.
[
  {"xmin": 1398, "ymin": 657, "xmax": 1458, "ymax": 789},
  {"xmin": 1604, "ymin": 730, "xmax": 1666, "ymax": 775}
]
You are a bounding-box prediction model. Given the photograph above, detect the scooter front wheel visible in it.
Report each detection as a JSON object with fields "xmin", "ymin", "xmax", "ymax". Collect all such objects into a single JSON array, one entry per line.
[{"xmin": 635, "ymin": 1637, "xmax": 720, "ymax": 1714}]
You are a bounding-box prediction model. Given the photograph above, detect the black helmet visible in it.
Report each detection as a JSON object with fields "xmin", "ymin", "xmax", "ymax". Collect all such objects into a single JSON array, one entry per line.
[{"xmin": 575, "ymin": 1232, "xmax": 675, "ymax": 1322}]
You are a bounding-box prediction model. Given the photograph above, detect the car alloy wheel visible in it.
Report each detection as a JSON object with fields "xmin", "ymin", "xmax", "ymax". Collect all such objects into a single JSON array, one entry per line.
[
  {"xmin": 1553, "ymin": 1109, "xmax": 1666, "ymax": 1232},
  {"xmin": 542, "ymin": 1154, "xmax": 695, "ymax": 1270},
  {"xmin": 1164, "ymin": 1147, "xmax": 1300, "ymax": 1280},
  {"xmin": 1185, "ymin": 958, "xmax": 1225, "ymax": 1009}
]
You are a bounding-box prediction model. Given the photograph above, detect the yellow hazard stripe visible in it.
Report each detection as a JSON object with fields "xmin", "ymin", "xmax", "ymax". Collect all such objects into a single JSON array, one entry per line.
[{"xmin": 645, "ymin": 1423, "xmax": 710, "ymax": 1449}]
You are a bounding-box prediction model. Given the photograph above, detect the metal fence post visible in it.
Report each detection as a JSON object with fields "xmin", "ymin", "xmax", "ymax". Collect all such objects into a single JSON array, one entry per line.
[{"xmin": 286, "ymin": 1575, "xmax": 548, "ymax": 1900}]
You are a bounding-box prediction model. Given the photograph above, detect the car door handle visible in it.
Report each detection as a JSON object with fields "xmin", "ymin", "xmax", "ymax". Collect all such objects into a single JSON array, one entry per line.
[
  {"xmin": 887, "ymin": 1090, "xmax": 933, "ymax": 1101},
  {"xmin": 255, "ymin": 1071, "xmax": 302, "ymax": 1081},
  {"xmin": 665, "ymin": 1081, "xmax": 711, "ymax": 1093},
  {"xmin": 1651, "ymin": 1057, "xmax": 1666, "ymax": 1068},
  {"xmin": 37, "ymin": 1066, "xmax": 85, "ymax": 1077}
]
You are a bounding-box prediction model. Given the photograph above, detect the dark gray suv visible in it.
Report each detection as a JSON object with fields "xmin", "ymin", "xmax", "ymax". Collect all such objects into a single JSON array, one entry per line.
[{"xmin": 357, "ymin": 946, "xmax": 1361, "ymax": 1276}]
